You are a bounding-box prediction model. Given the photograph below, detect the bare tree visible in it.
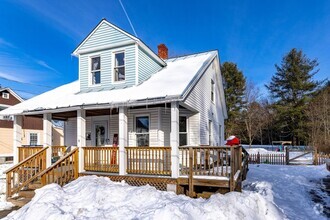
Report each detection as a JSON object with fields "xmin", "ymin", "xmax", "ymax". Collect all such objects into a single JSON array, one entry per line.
[
  {"xmin": 306, "ymin": 84, "xmax": 330, "ymax": 153},
  {"xmin": 243, "ymin": 82, "xmax": 268, "ymax": 147}
]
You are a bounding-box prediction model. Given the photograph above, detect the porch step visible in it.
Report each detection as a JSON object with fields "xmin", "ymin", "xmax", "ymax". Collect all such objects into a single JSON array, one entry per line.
[
  {"xmin": 29, "ymin": 182, "xmax": 42, "ymax": 190},
  {"xmin": 18, "ymin": 190, "xmax": 35, "ymax": 199},
  {"xmin": 7, "ymin": 190, "xmax": 35, "ymax": 207}
]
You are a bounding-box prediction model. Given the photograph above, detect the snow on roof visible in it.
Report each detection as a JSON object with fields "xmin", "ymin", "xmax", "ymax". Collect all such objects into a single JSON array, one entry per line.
[{"xmin": 0, "ymin": 51, "xmax": 216, "ymax": 115}]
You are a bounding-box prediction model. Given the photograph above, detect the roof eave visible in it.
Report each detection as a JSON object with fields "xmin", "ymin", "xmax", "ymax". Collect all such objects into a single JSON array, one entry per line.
[{"xmin": 3, "ymin": 95, "xmax": 182, "ymax": 116}]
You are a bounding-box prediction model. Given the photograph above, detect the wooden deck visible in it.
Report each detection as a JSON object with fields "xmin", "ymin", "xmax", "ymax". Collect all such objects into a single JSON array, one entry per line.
[{"xmin": 5, "ymin": 145, "xmax": 249, "ymax": 200}]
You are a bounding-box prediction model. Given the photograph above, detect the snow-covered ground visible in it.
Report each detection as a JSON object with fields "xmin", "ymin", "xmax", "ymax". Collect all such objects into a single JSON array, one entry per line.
[
  {"xmin": 245, "ymin": 147, "xmax": 314, "ymax": 163},
  {"xmin": 0, "ymin": 163, "xmax": 14, "ymax": 211},
  {"xmin": 245, "ymin": 164, "xmax": 329, "ymax": 220},
  {"xmin": 1, "ymin": 163, "xmax": 328, "ymax": 219}
]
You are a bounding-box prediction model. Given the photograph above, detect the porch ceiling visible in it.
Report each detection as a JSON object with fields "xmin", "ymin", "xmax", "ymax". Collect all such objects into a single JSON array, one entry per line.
[{"xmin": 52, "ymin": 111, "xmax": 77, "ymax": 120}]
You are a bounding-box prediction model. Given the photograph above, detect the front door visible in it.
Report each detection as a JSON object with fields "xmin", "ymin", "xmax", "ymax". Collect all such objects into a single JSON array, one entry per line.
[{"xmin": 93, "ymin": 121, "xmax": 108, "ymax": 146}]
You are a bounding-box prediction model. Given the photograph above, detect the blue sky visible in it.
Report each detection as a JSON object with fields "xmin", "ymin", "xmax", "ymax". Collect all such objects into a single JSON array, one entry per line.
[{"xmin": 0, "ymin": 0, "xmax": 329, "ymax": 99}]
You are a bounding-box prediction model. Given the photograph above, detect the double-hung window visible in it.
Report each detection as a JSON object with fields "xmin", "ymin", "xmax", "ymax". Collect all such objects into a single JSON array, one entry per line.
[
  {"xmin": 211, "ymin": 79, "xmax": 215, "ymax": 102},
  {"xmin": 91, "ymin": 56, "xmax": 101, "ymax": 85},
  {"xmin": 136, "ymin": 116, "xmax": 149, "ymax": 146},
  {"xmin": 209, "ymin": 120, "xmax": 212, "ymax": 146},
  {"xmin": 114, "ymin": 52, "xmax": 125, "ymax": 82},
  {"xmin": 179, "ymin": 116, "xmax": 188, "ymax": 146},
  {"xmin": 29, "ymin": 133, "xmax": 38, "ymax": 146}
]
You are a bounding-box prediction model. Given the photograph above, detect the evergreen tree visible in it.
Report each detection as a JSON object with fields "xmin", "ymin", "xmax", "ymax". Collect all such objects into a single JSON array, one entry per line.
[
  {"xmin": 221, "ymin": 62, "xmax": 246, "ymax": 138},
  {"xmin": 266, "ymin": 48, "xmax": 320, "ymax": 145}
]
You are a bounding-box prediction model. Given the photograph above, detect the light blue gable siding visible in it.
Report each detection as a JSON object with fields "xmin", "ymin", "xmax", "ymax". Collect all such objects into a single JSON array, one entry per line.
[
  {"xmin": 79, "ymin": 44, "xmax": 136, "ymax": 92},
  {"xmin": 138, "ymin": 47, "xmax": 163, "ymax": 84},
  {"xmin": 78, "ymin": 22, "xmax": 132, "ymax": 52}
]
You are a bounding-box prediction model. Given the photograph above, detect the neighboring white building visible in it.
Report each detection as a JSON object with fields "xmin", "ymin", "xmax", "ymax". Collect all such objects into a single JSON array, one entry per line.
[{"xmin": 0, "ymin": 19, "xmax": 228, "ymax": 168}]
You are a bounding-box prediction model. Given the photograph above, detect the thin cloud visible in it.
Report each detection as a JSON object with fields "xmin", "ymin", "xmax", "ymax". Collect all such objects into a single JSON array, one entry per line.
[
  {"xmin": 0, "ymin": 71, "xmax": 53, "ymax": 88},
  {"xmin": 0, "ymin": 71, "xmax": 30, "ymax": 83},
  {"xmin": 35, "ymin": 59, "xmax": 60, "ymax": 74},
  {"xmin": 0, "ymin": 38, "xmax": 16, "ymax": 48},
  {"xmin": 0, "ymin": 38, "xmax": 61, "ymax": 77}
]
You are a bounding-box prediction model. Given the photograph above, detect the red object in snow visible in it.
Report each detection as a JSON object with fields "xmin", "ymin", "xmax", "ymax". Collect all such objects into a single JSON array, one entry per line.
[{"xmin": 225, "ymin": 136, "xmax": 240, "ymax": 146}]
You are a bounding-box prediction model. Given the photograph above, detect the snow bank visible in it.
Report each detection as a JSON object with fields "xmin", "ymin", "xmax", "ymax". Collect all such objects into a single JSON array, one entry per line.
[
  {"xmin": 0, "ymin": 163, "xmax": 14, "ymax": 211},
  {"xmin": 4, "ymin": 176, "xmax": 283, "ymax": 220},
  {"xmin": 245, "ymin": 164, "xmax": 329, "ymax": 220},
  {"xmin": 245, "ymin": 148, "xmax": 273, "ymax": 155}
]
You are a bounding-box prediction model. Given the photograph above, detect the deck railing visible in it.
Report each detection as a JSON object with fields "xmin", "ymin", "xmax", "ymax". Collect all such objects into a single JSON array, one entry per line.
[
  {"xmin": 18, "ymin": 146, "xmax": 44, "ymax": 162},
  {"xmin": 52, "ymin": 146, "xmax": 67, "ymax": 157},
  {"xmin": 84, "ymin": 147, "xmax": 119, "ymax": 173},
  {"xmin": 126, "ymin": 147, "xmax": 171, "ymax": 176},
  {"xmin": 179, "ymin": 146, "xmax": 233, "ymax": 177},
  {"xmin": 40, "ymin": 148, "xmax": 79, "ymax": 186},
  {"xmin": 5, "ymin": 147, "xmax": 48, "ymax": 197},
  {"xmin": 179, "ymin": 145, "xmax": 245, "ymax": 193}
]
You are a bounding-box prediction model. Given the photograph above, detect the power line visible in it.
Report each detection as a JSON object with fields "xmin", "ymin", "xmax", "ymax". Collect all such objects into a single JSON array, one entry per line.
[{"xmin": 119, "ymin": 0, "xmax": 138, "ymax": 37}]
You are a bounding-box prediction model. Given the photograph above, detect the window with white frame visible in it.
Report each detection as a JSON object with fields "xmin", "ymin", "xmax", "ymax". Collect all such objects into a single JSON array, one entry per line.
[
  {"xmin": 209, "ymin": 120, "xmax": 212, "ymax": 146},
  {"xmin": 219, "ymin": 124, "xmax": 222, "ymax": 145},
  {"xmin": 91, "ymin": 56, "xmax": 101, "ymax": 85},
  {"xmin": 211, "ymin": 79, "xmax": 215, "ymax": 102},
  {"xmin": 114, "ymin": 52, "xmax": 125, "ymax": 82},
  {"xmin": 179, "ymin": 116, "xmax": 188, "ymax": 146},
  {"xmin": 136, "ymin": 116, "xmax": 149, "ymax": 146},
  {"xmin": 29, "ymin": 133, "xmax": 38, "ymax": 146},
  {"xmin": 2, "ymin": 92, "xmax": 9, "ymax": 99}
]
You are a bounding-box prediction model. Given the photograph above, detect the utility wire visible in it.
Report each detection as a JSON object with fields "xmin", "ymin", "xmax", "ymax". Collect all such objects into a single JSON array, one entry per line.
[{"xmin": 119, "ymin": 0, "xmax": 138, "ymax": 37}]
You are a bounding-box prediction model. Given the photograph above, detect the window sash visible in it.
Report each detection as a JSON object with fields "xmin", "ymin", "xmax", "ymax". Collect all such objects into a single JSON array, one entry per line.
[
  {"xmin": 30, "ymin": 133, "xmax": 38, "ymax": 146},
  {"xmin": 136, "ymin": 116, "xmax": 149, "ymax": 146},
  {"xmin": 114, "ymin": 66, "xmax": 125, "ymax": 81},
  {"xmin": 91, "ymin": 56, "xmax": 101, "ymax": 85},
  {"xmin": 211, "ymin": 80, "xmax": 215, "ymax": 102},
  {"xmin": 114, "ymin": 52, "xmax": 125, "ymax": 82},
  {"xmin": 179, "ymin": 116, "xmax": 188, "ymax": 146},
  {"xmin": 209, "ymin": 120, "xmax": 212, "ymax": 146}
]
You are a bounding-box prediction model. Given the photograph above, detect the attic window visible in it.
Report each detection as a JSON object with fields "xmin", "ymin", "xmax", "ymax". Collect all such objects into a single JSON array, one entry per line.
[
  {"xmin": 91, "ymin": 56, "xmax": 101, "ymax": 85},
  {"xmin": 114, "ymin": 52, "xmax": 125, "ymax": 82},
  {"xmin": 2, "ymin": 92, "xmax": 9, "ymax": 99}
]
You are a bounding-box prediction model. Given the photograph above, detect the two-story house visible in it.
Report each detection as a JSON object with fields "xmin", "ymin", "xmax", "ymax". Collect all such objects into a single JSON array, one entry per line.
[
  {"xmin": 2, "ymin": 20, "xmax": 247, "ymax": 199},
  {"xmin": 0, "ymin": 88, "xmax": 64, "ymax": 163}
]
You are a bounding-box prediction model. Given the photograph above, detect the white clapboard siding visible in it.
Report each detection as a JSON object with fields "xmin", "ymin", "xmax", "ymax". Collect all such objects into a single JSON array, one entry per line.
[
  {"xmin": 184, "ymin": 58, "xmax": 225, "ymax": 145},
  {"xmin": 64, "ymin": 118, "xmax": 77, "ymax": 147}
]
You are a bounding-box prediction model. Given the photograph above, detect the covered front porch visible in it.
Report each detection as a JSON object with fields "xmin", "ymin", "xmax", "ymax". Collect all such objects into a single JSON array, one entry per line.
[
  {"xmin": 9, "ymin": 144, "xmax": 248, "ymax": 199},
  {"xmin": 8, "ymin": 102, "xmax": 246, "ymax": 198}
]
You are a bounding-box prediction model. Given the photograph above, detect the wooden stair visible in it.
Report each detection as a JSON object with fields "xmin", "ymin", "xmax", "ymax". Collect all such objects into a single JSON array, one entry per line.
[
  {"xmin": 8, "ymin": 190, "xmax": 35, "ymax": 207},
  {"xmin": 5, "ymin": 147, "xmax": 79, "ymax": 207}
]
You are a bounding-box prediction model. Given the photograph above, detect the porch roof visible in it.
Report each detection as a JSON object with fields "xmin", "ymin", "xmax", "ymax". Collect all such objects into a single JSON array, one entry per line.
[{"xmin": 0, "ymin": 51, "xmax": 217, "ymax": 116}]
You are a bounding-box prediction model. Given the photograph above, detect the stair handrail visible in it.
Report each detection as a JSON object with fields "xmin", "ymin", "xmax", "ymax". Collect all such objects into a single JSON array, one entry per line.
[
  {"xmin": 39, "ymin": 147, "xmax": 79, "ymax": 186},
  {"xmin": 5, "ymin": 147, "xmax": 49, "ymax": 197},
  {"xmin": 4, "ymin": 147, "xmax": 49, "ymax": 174}
]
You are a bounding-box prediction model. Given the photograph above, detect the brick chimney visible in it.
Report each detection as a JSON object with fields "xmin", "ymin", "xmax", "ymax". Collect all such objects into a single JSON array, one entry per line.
[{"xmin": 158, "ymin": 44, "xmax": 168, "ymax": 59}]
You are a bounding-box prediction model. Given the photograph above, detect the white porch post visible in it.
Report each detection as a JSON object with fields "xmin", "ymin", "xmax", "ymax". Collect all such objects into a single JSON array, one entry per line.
[
  {"xmin": 119, "ymin": 106, "xmax": 128, "ymax": 175},
  {"xmin": 170, "ymin": 101, "xmax": 180, "ymax": 178},
  {"xmin": 13, "ymin": 115, "xmax": 22, "ymax": 165},
  {"xmin": 43, "ymin": 113, "xmax": 52, "ymax": 167},
  {"xmin": 77, "ymin": 109, "xmax": 86, "ymax": 173}
]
